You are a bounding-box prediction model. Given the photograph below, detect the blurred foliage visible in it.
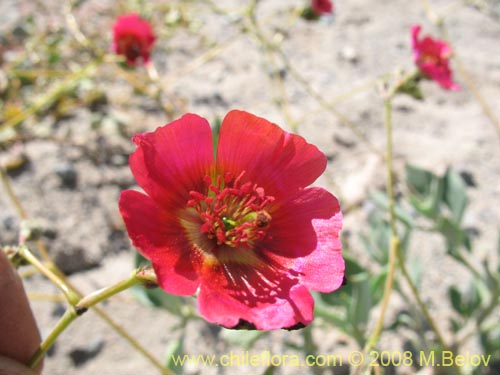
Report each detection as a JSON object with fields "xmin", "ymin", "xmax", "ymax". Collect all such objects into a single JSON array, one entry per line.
[
  {"xmin": 313, "ymin": 164, "xmax": 500, "ymax": 373},
  {"xmin": 1, "ymin": 1, "xmax": 499, "ymax": 374}
]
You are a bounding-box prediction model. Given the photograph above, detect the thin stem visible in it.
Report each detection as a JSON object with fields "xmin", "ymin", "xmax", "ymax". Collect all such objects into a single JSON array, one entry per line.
[
  {"xmin": 76, "ymin": 269, "xmax": 154, "ymax": 310},
  {"xmin": 27, "ymin": 292, "xmax": 67, "ymax": 302},
  {"xmin": 445, "ymin": 33, "xmax": 500, "ymax": 144},
  {"xmin": 276, "ymin": 48, "xmax": 384, "ymax": 158},
  {"xmin": 384, "ymin": 99, "xmax": 397, "ymax": 236},
  {"xmin": 17, "ymin": 246, "xmax": 80, "ymax": 305},
  {"xmin": 26, "ymin": 268, "xmax": 170, "ymax": 374},
  {"xmin": 362, "ymin": 96, "xmax": 399, "ymax": 353},
  {"xmin": 0, "ymin": 61, "xmax": 98, "ymax": 132},
  {"xmin": 353, "ymin": 96, "xmax": 399, "ymax": 374},
  {"xmin": 63, "ymin": 1, "xmax": 91, "ymax": 49},
  {"xmin": 2, "ymin": 166, "xmax": 167, "ymax": 373},
  {"xmin": 162, "ymin": 35, "xmax": 239, "ymax": 87},
  {"xmin": 365, "ymin": 238, "xmax": 399, "ymax": 352},
  {"xmin": 396, "ymin": 251, "xmax": 462, "ymax": 375},
  {"xmin": 246, "ymin": 5, "xmax": 298, "ymax": 132},
  {"xmin": 302, "ymin": 326, "xmax": 322, "ymax": 375},
  {"xmin": 453, "ymin": 250, "xmax": 482, "ymax": 281},
  {"xmin": 76, "ymin": 278, "xmax": 139, "ymax": 310},
  {"xmin": 27, "ymin": 308, "xmax": 78, "ymax": 368},
  {"xmin": 242, "ymin": 1, "xmax": 383, "ymax": 156},
  {"xmin": 91, "ymin": 304, "xmax": 170, "ymax": 374},
  {"xmin": 0, "ymin": 167, "xmax": 28, "ymax": 219},
  {"xmin": 0, "ymin": 168, "xmax": 53, "ymax": 261},
  {"xmin": 386, "ymin": 77, "xmax": 462, "ymax": 375},
  {"xmin": 476, "ymin": 284, "xmax": 500, "ymax": 326},
  {"xmin": 420, "ymin": 0, "xmax": 500, "ymax": 144}
]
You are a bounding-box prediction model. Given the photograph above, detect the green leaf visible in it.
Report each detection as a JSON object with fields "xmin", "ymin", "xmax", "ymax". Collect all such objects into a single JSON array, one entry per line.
[
  {"xmin": 362, "ymin": 206, "xmax": 390, "ymax": 265},
  {"xmin": 220, "ymin": 328, "xmax": 266, "ymax": 349},
  {"xmin": 131, "ymin": 286, "xmax": 186, "ymax": 316},
  {"xmin": 369, "ymin": 271, "xmax": 387, "ymax": 305},
  {"xmin": 262, "ymin": 365, "xmax": 277, "ymax": 375},
  {"xmin": 313, "ymin": 296, "xmax": 347, "ymax": 327},
  {"xmin": 164, "ymin": 337, "xmax": 184, "ymax": 374},
  {"xmin": 436, "ymin": 217, "xmax": 468, "ymax": 254},
  {"xmin": 497, "ymin": 228, "xmax": 500, "ymax": 260},
  {"xmin": 406, "ymin": 164, "xmax": 435, "ymax": 197},
  {"xmin": 349, "ymin": 275, "xmax": 372, "ymax": 330},
  {"xmin": 448, "ymin": 284, "xmax": 481, "ymax": 318},
  {"xmin": 449, "ymin": 286, "xmax": 463, "ymax": 315},
  {"xmin": 407, "ymin": 255, "xmax": 423, "ymax": 288},
  {"xmin": 369, "ymin": 190, "xmax": 415, "ymax": 227},
  {"xmin": 320, "ymin": 254, "xmax": 366, "ymax": 306},
  {"xmin": 405, "ymin": 164, "xmax": 444, "ymax": 218},
  {"xmin": 443, "ymin": 168, "xmax": 468, "ymax": 224},
  {"xmin": 133, "ymin": 252, "xmax": 186, "ymax": 316},
  {"xmin": 396, "ymin": 75, "xmax": 424, "ymax": 100},
  {"xmin": 450, "ymin": 318, "xmax": 462, "ymax": 333},
  {"xmin": 463, "ymin": 284, "xmax": 481, "ymax": 316},
  {"xmin": 479, "ymin": 325, "xmax": 500, "ymax": 355}
]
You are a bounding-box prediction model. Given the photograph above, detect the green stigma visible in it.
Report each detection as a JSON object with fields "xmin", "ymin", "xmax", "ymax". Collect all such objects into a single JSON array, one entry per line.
[{"xmin": 222, "ymin": 216, "xmax": 236, "ymax": 230}]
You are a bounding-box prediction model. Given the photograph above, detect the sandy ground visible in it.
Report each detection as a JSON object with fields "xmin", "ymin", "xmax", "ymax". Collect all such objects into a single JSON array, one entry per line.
[{"xmin": 1, "ymin": 0, "xmax": 500, "ymax": 374}]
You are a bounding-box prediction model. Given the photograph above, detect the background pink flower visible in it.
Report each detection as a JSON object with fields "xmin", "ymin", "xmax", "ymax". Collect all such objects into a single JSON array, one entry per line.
[
  {"xmin": 311, "ymin": 0, "xmax": 334, "ymax": 15},
  {"xmin": 112, "ymin": 13, "xmax": 156, "ymax": 66},
  {"xmin": 119, "ymin": 110, "xmax": 344, "ymax": 330},
  {"xmin": 411, "ymin": 24, "xmax": 460, "ymax": 90}
]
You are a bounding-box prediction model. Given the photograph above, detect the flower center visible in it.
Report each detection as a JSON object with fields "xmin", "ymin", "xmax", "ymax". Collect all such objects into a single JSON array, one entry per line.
[
  {"xmin": 187, "ymin": 171, "xmax": 274, "ymax": 248},
  {"xmin": 118, "ymin": 35, "xmax": 143, "ymax": 61}
]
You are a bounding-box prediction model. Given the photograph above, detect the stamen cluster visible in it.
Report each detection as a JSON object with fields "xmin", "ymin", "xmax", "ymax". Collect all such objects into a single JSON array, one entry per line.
[{"xmin": 187, "ymin": 172, "xmax": 274, "ymax": 248}]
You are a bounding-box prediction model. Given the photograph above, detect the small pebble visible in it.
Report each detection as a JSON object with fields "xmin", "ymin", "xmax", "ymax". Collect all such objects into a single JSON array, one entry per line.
[
  {"xmin": 339, "ymin": 46, "xmax": 359, "ymax": 64},
  {"xmin": 54, "ymin": 163, "xmax": 78, "ymax": 189}
]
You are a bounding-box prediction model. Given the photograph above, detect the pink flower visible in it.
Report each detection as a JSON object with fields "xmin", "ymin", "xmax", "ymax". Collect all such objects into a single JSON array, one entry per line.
[
  {"xmin": 411, "ymin": 24, "xmax": 460, "ymax": 90},
  {"xmin": 311, "ymin": 0, "xmax": 334, "ymax": 15},
  {"xmin": 112, "ymin": 13, "xmax": 156, "ymax": 66},
  {"xmin": 119, "ymin": 110, "xmax": 344, "ymax": 330}
]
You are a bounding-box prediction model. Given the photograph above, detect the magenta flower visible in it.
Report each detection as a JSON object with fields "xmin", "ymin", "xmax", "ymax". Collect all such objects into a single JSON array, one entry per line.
[
  {"xmin": 119, "ymin": 110, "xmax": 344, "ymax": 330},
  {"xmin": 311, "ymin": 0, "xmax": 334, "ymax": 15},
  {"xmin": 112, "ymin": 13, "xmax": 156, "ymax": 66},
  {"xmin": 411, "ymin": 24, "xmax": 460, "ymax": 90}
]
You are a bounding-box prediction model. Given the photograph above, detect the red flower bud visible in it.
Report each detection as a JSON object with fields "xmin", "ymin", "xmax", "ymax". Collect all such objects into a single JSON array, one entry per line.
[{"xmin": 112, "ymin": 13, "xmax": 156, "ymax": 66}]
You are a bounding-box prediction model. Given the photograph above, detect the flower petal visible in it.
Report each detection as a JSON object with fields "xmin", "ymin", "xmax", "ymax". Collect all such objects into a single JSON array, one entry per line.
[
  {"xmin": 197, "ymin": 254, "xmax": 314, "ymax": 330},
  {"xmin": 411, "ymin": 24, "xmax": 421, "ymax": 54},
  {"xmin": 216, "ymin": 110, "xmax": 327, "ymax": 198},
  {"xmin": 130, "ymin": 113, "xmax": 214, "ymax": 209},
  {"xmin": 411, "ymin": 24, "xmax": 460, "ymax": 91},
  {"xmin": 311, "ymin": 0, "xmax": 334, "ymax": 15},
  {"xmin": 266, "ymin": 187, "xmax": 344, "ymax": 292},
  {"xmin": 112, "ymin": 13, "xmax": 156, "ymax": 65},
  {"xmin": 119, "ymin": 189, "xmax": 200, "ymax": 295}
]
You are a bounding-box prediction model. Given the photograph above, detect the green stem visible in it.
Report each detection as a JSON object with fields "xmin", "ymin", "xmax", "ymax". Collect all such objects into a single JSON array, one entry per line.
[
  {"xmin": 365, "ymin": 97, "xmax": 398, "ymax": 350},
  {"xmin": 27, "ymin": 268, "xmax": 168, "ymax": 372},
  {"xmin": 2, "ymin": 169, "xmax": 168, "ymax": 374},
  {"xmin": 76, "ymin": 274, "xmax": 141, "ymax": 310},
  {"xmin": 0, "ymin": 61, "xmax": 98, "ymax": 132},
  {"xmin": 302, "ymin": 326, "xmax": 322, "ymax": 375},
  {"xmin": 27, "ymin": 308, "xmax": 78, "ymax": 368},
  {"xmin": 453, "ymin": 45, "xmax": 500, "ymax": 144},
  {"xmin": 396, "ymin": 250, "xmax": 463, "ymax": 375},
  {"xmin": 386, "ymin": 72, "xmax": 463, "ymax": 375},
  {"xmin": 92, "ymin": 305, "xmax": 170, "ymax": 375},
  {"xmin": 0, "ymin": 168, "xmax": 28, "ymax": 219},
  {"xmin": 477, "ymin": 284, "xmax": 500, "ymax": 326},
  {"xmin": 424, "ymin": 6, "xmax": 500, "ymax": 144},
  {"xmin": 243, "ymin": 1, "xmax": 383, "ymax": 155},
  {"xmin": 352, "ymin": 97, "xmax": 399, "ymax": 375},
  {"xmin": 453, "ymin": 250, "xmax": 482, "ymax": 281},
  {"xmin": 18, "ymin": 246, "xmax": 80, "ymax": 305}
]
